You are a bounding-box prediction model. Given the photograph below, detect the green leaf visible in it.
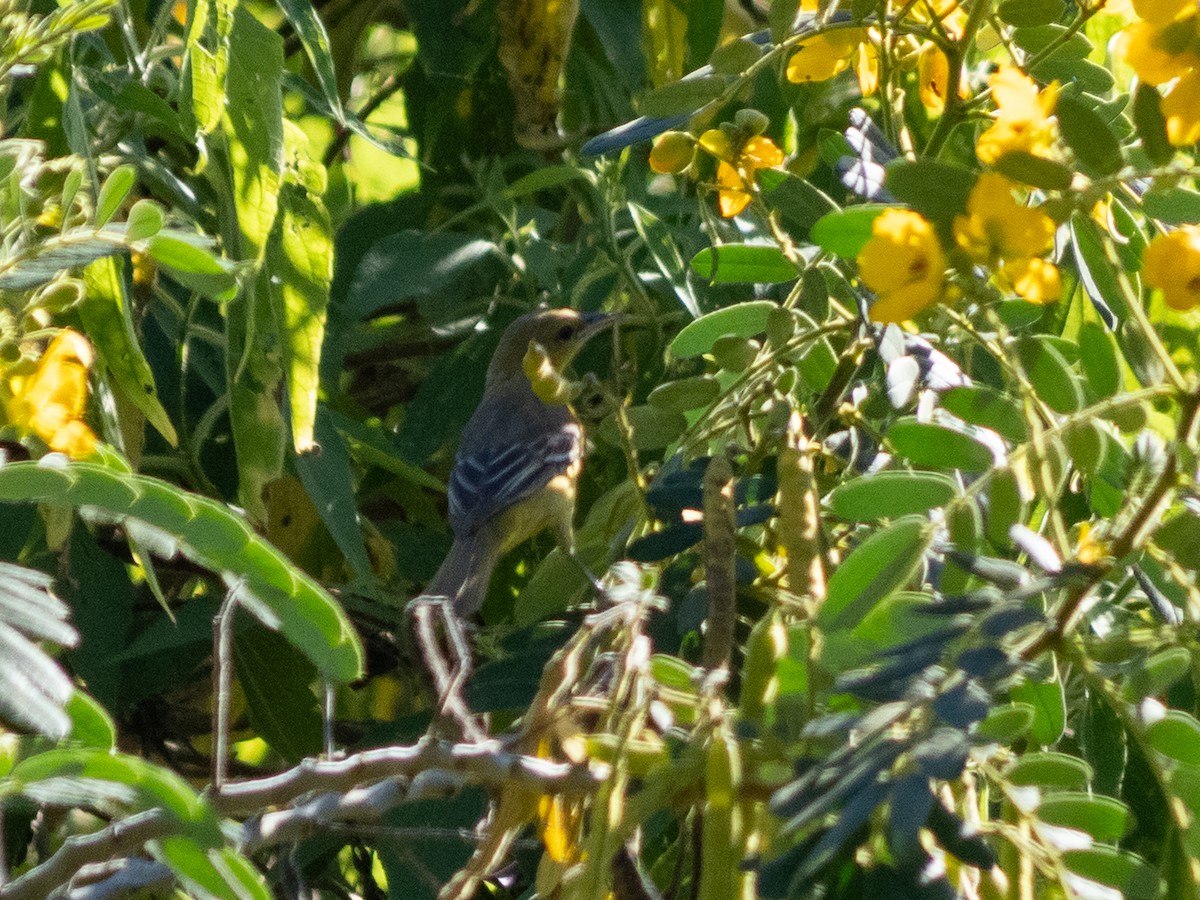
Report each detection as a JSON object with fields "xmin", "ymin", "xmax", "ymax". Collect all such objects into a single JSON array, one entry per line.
[
  {"xmin": 1033, "ymin": 58, "xmax": 1115, "ymax": 96},
  {"xmin": 0, "ymin": 229, "xmax": 125, "ymax": 291},
  {"xmin": 266, "ymin": 122, "xmax": 332, "ymax": 453},
  {"xmin": 976, "ymin": 703, "xmax": 1036, "ymax": 743},
  {"xmin": 295, "ymin": 412, "xmax": 373, "ymax": 578},
  {"xmin": 185, "ymin": 0, "xmax": 234, "ymax": 134},
  {"xmin": 637, "ymin": 76, "xmax": 726, "ymax": 117},
  {"xmin": 323, "ymin": 408, "xmax": 446, "ymax": 491},
  {"xmin": 648, "ymin": 376, "xmax": 722, "ymax": 412},
  {"xmin": 220, "ymin": 9, "xmax": 288, "ymax": 521},
  {"xmin": 1018, "ymin": 336, "xmax": 1083, "ymax": 413},
  {"xmin": 1012, "ymin": 25, "xmax": 1092, "ymax": 59},
  {"xmin": 709, "ymin": 37, "xmax": 763, "ymax": 74},
  {"xmin": 631, "ymin": 203, "xmax": 701, "ymax": 316},
  {"xmin": 1056, "ymin": 94, "xmax": 1123, "ymax": 176},
  {"xmin": 145, "ymin": 234, "xmax": 239, "ymax": 299},
  {"xmin": 986, "ymin": 468, "xmax": 1026, "ymax": 548},
  {"xmin": 1038, "ymin": 793, "xmax": 1133, "ymax": 843},
  {"xmin": 939, "ymin": 385, "xmax": 1027, "ymax": 443},
  {"xmin": 233, "ymin": 621, "xmax": 322, "ymax": 763},
  {"xmin": 599, "ymin": 405, "xmax": 687, "ymax": 451},
  {"xmin": 809, "ymin": 205, "xmax": 888, "ymax": 258},
  {"xmin": 827, "ymin": 471, "xmax": 958, "ymax": 522},
  {"xmin": 1010, "ymin": 676, "xmax": 1066, "ymax": 745},
  {"xmin": 690, "ymin": 244, "xmax": 798, "ymax": 284},
  {"xmin": 819, "ymin": 517, "xmax": 932, "ymax": 630},
  {"xmin": 884, "ymin": 160, "xmax": 975, "ymax": 227},
  {"xmin": 1132, "ymin": 647, "xmax": 1192, "ymax": 697},
  {"xmin": 346, "ymin": 231, "xmax": 502, "ymax": 325},
  {"xmin": 758, "ymin": 169, "xmax": 838, "ymax": 237},
  {"xmin": 992, "ymin": 151, "xmax": 1074, "ymax": 192},
  {"xmin": 1062, "ymin": 848, "xmax": 1159, "ymax": 900},
  {"xmin": 124, "ymin": 198, "xmax": 164, "ymax": 242},
  {"xmin": 1006, "ymin": 751, "xmax": 1092, "ymax": 791},
  {"xmin": 998, "ymin": 0, "xmax": 1064, "ymax": 26},
  {"xmin": 64, "ymin": 691, "xmax": 116, "ymax": 750},
  {"xmin": 1146, "ymin": 710, "xmax": 1200, "ymax": 765},
  {"xmin": 1153, "ymin": 511, "xmax": 1200, "ymax": 569},
  {"xmin": 1078, "ymin": 321, "xmax": 1122, "ymax": 398},
  {"xmin": 273, "ymin": 0, "xmax": 343, "ymax": 120},
  {"xmin": 1071, "ymin": 213, "xmax": 1129, "ymax": 322},
  {"xmin": 157, "ymin": 833, "xmax": 271, "ymax": 900},
  {"xmin": 1142, "ymin": 188, "xmax": 1200, "ymax": 225},
  {"xmin": 668, "ymin": 301, "xmax": 777, "ymax": 358},
  {"xmin": 1065, "ymin": 420, "xmax": 1108, "ymax": 475},
  {"xmin": 95, "ymin": 164, "xmax": 136, "ymax": 228},
  {"xmin": 887, "ymin": 419, "xmax": 996, "ymax": 471},
  {"xmin": 0, "ymin": 460, "xmax": 363, "ymax": 683},
  {"xmin": 81, "ymin": 256, "xmax": 178, "ymax": 446},
  {"xmin": 1132, "ymin": 83, "xmax": 1173, "ymax": 165},
  {"xmin": 15, "ymin": 749, "xmax": 218, "ymax": 835}
]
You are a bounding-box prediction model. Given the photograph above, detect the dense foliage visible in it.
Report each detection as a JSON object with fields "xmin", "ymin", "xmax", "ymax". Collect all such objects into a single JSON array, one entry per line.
[{"xmin": 1, "ymin": 0, "xmax": 1200, "ymax": 897}]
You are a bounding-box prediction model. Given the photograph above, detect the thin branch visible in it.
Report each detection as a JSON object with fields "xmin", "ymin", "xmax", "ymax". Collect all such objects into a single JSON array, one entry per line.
[
  {"xmin": 0, "ymin": 810, "xmax": 175, "ymax": 900},
  {"xmin": 209, "ymin": 737, "xmax": 602, "ymax": 817}
]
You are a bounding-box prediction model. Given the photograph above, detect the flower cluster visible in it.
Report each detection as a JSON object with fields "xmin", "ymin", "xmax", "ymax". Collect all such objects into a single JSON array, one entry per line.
[
  {"xmin": 650, "ymin": 117, "xmax": 785, "ymax": 218},
  {"xmin": 954, "ymin": 173, "xmax": 1061, "ymax": 304},
  {"xmin": 4, "ymin": 329, "xmax": 98, "ymax": 459},
  {"xmin": 784, "ymin": 0, "xmax": 966, "ymax": 114},
  {"xmin": 975, "ymin": 66, "xmax": 1059, "ymax": 165},
  {"xmin": 1120, "ymin": 0, "xmax": 1200, "ymax": 145}
]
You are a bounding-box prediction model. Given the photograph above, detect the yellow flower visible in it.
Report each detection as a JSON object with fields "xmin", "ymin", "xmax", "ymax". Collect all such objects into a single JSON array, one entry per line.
[
  {"xmin": 1133, "ymin": 0, "xmax": 1194, "ymax": 26},
  {"xmin": 1119, "ymin": 0, "xmax": 1200, "ymax": 146},
  {"xmin": 1006, "ymin": 257, "xmax": 1062, "ymax": 304},
  {"xmin": 1121, "ymin": 17, "xmax": 1199, "ymax": 85},
  {"xmin": 954, "ymin": 173, "xmax": 1061, "ymax": 303},
  {"xmin": 786, "ymin": 30, "xmax": 864, "ymax": 84},
  {"xmin": 955, "ymin": 173, "xmax": 1055, "ymax": 260},
  {"xmin": 855, "ymin": 37, "xmax": 880, "ymax": 96},
  {"xmin": 700, "ymin": 131, "xmax": 784, "ymax": 217},
  {"xmin": 858, "ymin": 209, "xmax": 946, "ymax": 323},
  {"xmin": 976, "ymin": 66, "xmax": 1059, "ymax": 165},
  {"xmin": 6, "ymin": 330, "xmax": 98, "ymax": 458},
  {"xmin": 1142, "ymin": 226, "xmax": 1200, "ymax": 310},
  {"xmin": 918, "ymin": 44, "xmax": 951, "ymax": 113},
  {"xmin": 1163, "ymin": 69, "xmax": 1200, "ymax": 146}
]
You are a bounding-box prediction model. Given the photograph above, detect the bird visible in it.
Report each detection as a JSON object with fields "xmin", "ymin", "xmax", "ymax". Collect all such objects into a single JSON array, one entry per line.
[{"xmin": 424, "ymin": 308, "xmax": 615, "ymax": 616}]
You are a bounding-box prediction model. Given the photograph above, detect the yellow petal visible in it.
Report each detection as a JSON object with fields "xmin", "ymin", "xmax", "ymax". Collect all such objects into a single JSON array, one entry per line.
[
  {"xmin": 1007, "ymin": 257, "xmax": 1061, "ymax": 304},
  {"xmin": 741, "ymin": 136, "xmax": 783, "ymax": 168},
  {"xmin": 786, "ymin": 31, "xmax": 861, "ymax": 83},
  {"xmin": 1163, "ymin": 69, "xmax": 1200, "ymax": 145},
  {"xmin": 859, "ymin": 209, "xmax": 946, "ymax": 322},
  {"xmin": 918, "ymin": 44, "xmax": 950, "ymax": 113},
  {"xmin": 1143, "ymin": 226, "xmax": 1200, "ymax": 310}
]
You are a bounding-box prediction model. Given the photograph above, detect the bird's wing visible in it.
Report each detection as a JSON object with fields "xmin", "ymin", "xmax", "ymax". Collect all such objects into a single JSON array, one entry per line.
[{"xmin": 448, "ymin": 388, "xmax": 582, "ymax": 536}]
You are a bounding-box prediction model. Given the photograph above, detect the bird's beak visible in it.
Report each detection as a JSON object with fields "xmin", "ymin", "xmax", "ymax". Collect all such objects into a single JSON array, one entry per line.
[{"xmin": 579, "ymin": 310, "xmax": 621, "ymax": 342}]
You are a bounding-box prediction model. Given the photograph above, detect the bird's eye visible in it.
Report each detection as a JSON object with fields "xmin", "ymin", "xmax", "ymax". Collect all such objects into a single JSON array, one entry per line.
[{"xmin": 557, "ymin": 325, "xmax": 576, "ymax": 341}]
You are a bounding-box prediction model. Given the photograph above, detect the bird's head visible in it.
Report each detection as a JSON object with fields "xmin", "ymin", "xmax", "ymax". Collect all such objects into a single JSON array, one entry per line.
[{"xmin": 486, "ymin": 308, "xmax": 615, "ymax": 387}]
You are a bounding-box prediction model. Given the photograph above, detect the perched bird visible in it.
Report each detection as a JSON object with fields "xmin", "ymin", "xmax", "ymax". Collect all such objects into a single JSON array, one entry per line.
[{"xmin": 425, "ymin": 308, "xmax": 615, "ymax": 615}]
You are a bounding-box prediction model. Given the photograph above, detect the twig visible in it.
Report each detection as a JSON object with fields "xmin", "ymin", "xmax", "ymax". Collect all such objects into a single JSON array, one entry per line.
[
  {"xmin": 209, "ymin": 738, "xmax": 601, "ymax": 817},
  {"xmin": 211, "ymin": 585, "xmax": 240, "ymax": 790},
  {"xmin": 409, "ymin": 596, "xmax": 490, "ymax": 743},
  {"xmin": 702, "ymin": 455, "xmax": 737, "ymax": 672},
  {"xmin": 0, "ymin": 810, "xmax": 175, "ymax": 900}
]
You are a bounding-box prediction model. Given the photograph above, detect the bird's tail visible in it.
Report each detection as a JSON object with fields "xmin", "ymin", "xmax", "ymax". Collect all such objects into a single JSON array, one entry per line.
[{"xmin": 424, "ymin": 535, "xmax": 501, "ymax": 616}]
